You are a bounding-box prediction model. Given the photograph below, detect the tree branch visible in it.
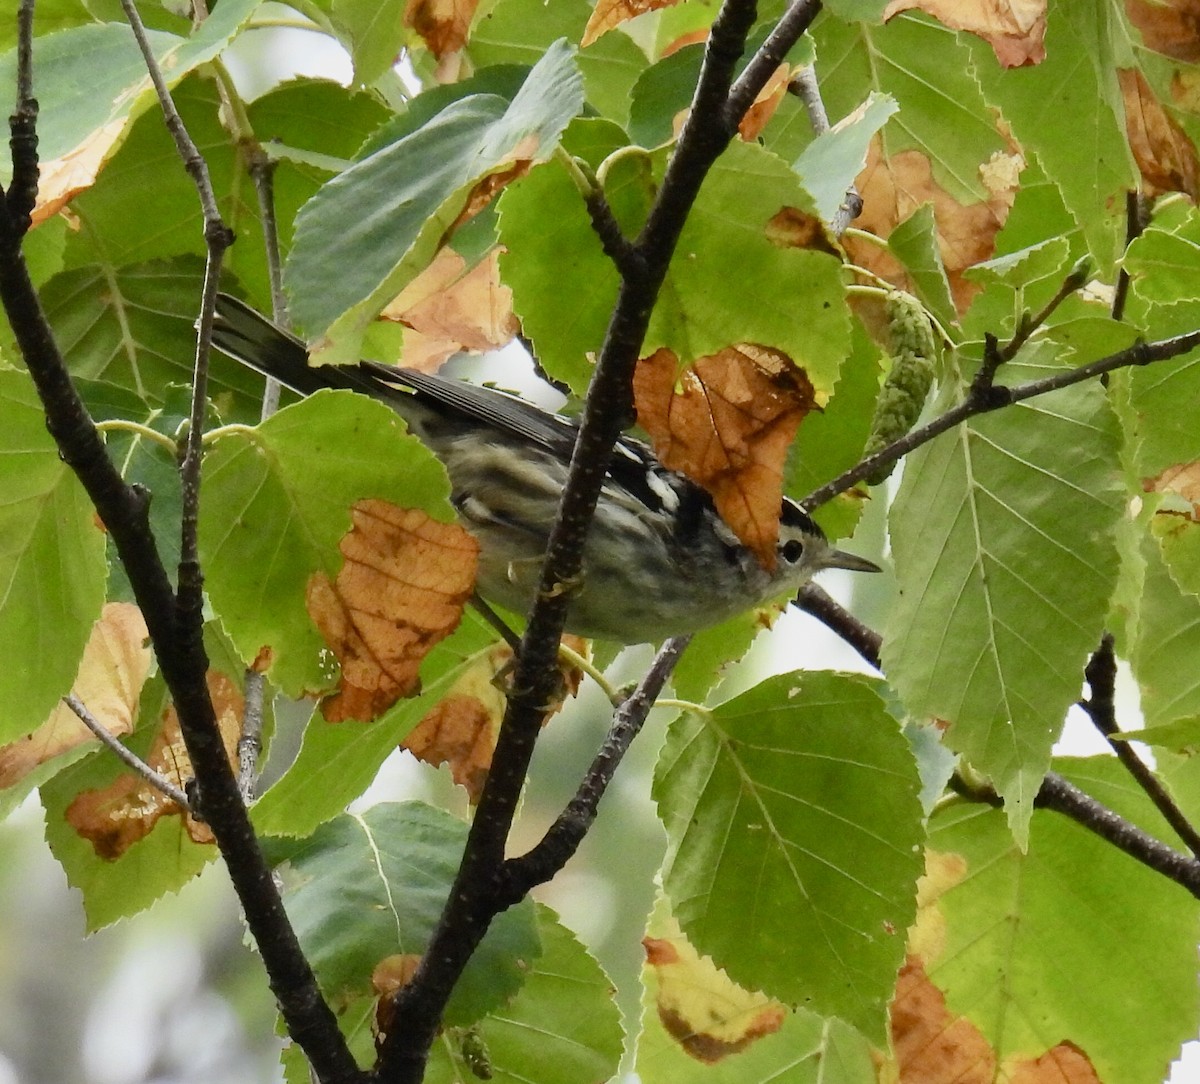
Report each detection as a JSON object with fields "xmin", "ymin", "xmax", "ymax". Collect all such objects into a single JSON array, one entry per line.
[
  {"xmin": 0, "ymin": 10, "xmax": 360, "ymax": 1082},
  {"xmin": 796, "ymin": 586, "xmax": 1200, "ymax": 898},
  {"xmin": 1081, "ymin": 635, "xmax": 1200, "ymax": 859},
  {"xmin": 375, "ymin": 3, "xmax": 824, "ymax": 1079},
  {"xmin": 499, "ymin": 635, "xmax": 691, "ymax": 902},
  {"xmin": 802, "ymin": 328, "xmax": 1200, "ymax": 510}
]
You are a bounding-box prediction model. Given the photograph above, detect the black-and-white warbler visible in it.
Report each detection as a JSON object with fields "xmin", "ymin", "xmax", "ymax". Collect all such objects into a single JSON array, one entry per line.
[{"xmin": 211, "ymin": 294, "xmax": 879, "ymax": 643}]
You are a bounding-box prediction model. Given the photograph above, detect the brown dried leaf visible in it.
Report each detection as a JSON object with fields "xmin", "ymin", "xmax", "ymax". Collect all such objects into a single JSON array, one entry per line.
[
  {"xmin": 64, "ymin": 671, "xmax": 242, "ymax": 858},
  {"xmin": 884, "ymin": 0, "xmax": 1047, "ymax": 67},
  {"xmin": 1146, "ymin": 459, "xmax": 1200, "ymax": 507},
  {"xmin": 846, "ymin": 140, "xmax": 1021, "ymax": 314},
  {"xmin": 381, "ymin": 247, "xmax": 518, "ymax": 372},
  {"xmin": 661, "ymin": 27, "xmax": 709, "ymax": 56},
  {"xmin": 738, "ymin": 64, "xmax": 792, "ymax": 141},
  {"xmin": 373, "ymin": 953, "xmax": 424, "ymax": 1040},
  {"xmin": 764, "ymin": 205, "xmax": 841, "ymax": 258},
  {"xmin": 1009, "ymin": 1044, "xmax": 1102, "ymax": 1084},
  {"xmin": 634, "ymin": 346, "xmax": 815, "ymax": 569},
  {"xmin": 308, "ymin": 500, "xmax": 479, "ymax": 723},
  {"xmin": 1120, "ymin": 67, "xmax": 1200, "ymax": 199},
  {"xmin": 404, "ymin": 0, "xmax": 479, "ymax": 58},
  {"xmin": 446, "ymin": 141, "xmax": 539, "ymax": 237},
  {"xmin": 0, "ymin": 603, "xmax": 149, "ymax": 787},
  {"xmin": 643, "ymin": 919, "xmax": 786, "ymax": 1063},
  {"xmin": 373, "ymin": 953, "xmax": 423, "ymax": 996},
  {"xmin": 891, "ymin": 958, "xmax": 997, "ymax": 1083},
  {"xmin": 1126, "ymin": 0, "xmax": 1200, "ymax": 63},
  {"xmin": 403, "ymin": 637, "xmax": 587, "ymax": 802},
  {"xmin": 582, "ymin": 0, "xmax": 679, "ymax": 46},
  {"xmin": 33, "ymin": 118, "xmax": 127, "ymax": 225}
]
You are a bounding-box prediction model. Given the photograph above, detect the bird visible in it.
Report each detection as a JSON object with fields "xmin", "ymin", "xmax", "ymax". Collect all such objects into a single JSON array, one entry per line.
[{"xmin": 210, "ymin": 293, "xmax": 879, "ymax": 642}]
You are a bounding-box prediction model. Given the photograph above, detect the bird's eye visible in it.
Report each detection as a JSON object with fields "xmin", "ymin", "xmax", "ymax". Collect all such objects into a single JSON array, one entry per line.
[{"xmin": 781, "ymin": 538, "xmax": 805, "ymax": 564}]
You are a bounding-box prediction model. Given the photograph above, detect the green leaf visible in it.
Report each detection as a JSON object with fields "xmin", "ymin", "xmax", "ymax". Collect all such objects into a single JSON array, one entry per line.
[
  {"xmin": 1111, "ymin": 716, "xmax": 1200, "ymax": 753},
  {"xmin": 500, "ymin": 139, "xmax": 849, "ymax": 397},
  {"xmin": 786, "ymin": 314, "xmax": 882, "ymax": 540},
  {"xmin": 37, "ymin": 258, "xmax": 262, "ymax": 415},
  {"xmin": 885, "ymin": 203, "xmax": 957, "ymax": 332},
  {"xmin": 468, "ymin": 0, "xmax": 646, "ymax": 123},
  {"xmin": 323, "ymin": 0, "xmax": 408, "ymax": 86},
  {"xmin": 0, "ymin": 371, "xmax": 107, "ymax": 745},
  {"xmin": 793, "ymin": 91, "xmax": 898, "ymax": 223},
  {"xmin": 426, "ymin": 905, "xmax": 624, "ymax": 1084},
  {"xmin": 883, "ymin": 345, "xmax": 1124, "ymax": 841},
  {"xmin": 1132, "ymin": 537, "xmax": 1200, "ymax": 730},
  {"xmin": 653, "ymin": 671, "xmax": 924, "ymax": 1039},
  {"xmin": 198, "ymin": 392, "xmax": 455, "ymax": 697},
  {"xmin": 645, "ymin": 141, "xmax": 849, "ymax": 393},
  {"xmin": 284, "ymin": 39, "xmax": 584, "ymax": 358},
  {"xmin": 0, "ymin": 0, "xmax": 258, "ymax": 188},
  {"xmin": 496, "ymin": 151, "xmax": 620, "ymax": 395},
  {"xmin": 813, "ymin": 13, "xmax": 1008, "ymax": 205},
  {"xmin": 968, "ymin": 0, "xmax": 1133, "ymax": 264},
  {"xmin": 1124, "ymin": 226, "xmax": 1200, "ymax": 305},
  {"xmin": 265, "ymin": 802, "xmax": 542, "ymax": 1025},
  {"xmin": 40, "ymin": 702, "xmax": 215, "ymax": 930},
  {"xmin": 925, "ymin": 758, "xmax": 1200, "ymax": 1083},
  {"xmin": 628, "ymin": 42, "xmax": 703, "ymax": 149}
]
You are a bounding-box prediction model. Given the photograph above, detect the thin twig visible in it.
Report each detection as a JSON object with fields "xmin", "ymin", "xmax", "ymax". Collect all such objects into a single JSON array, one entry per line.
[
  {"xmin": 248, "ymin": 144, "xmax": 285, "ymax": 417},
  {"xmin": 996, "ymin": 256, "xmax": 1092, "ymax": 364},
  {"xmin": 1081, "ymin": 635, "xmax": 1200, "ymax": 859},
  {"xmin": 803, "ymin": 327, "xmax": 1200, "ymax": 510},
  {"xmin": 500, "ymin": 635, "xmax": 692, "ymax": 902},
  {"xmin": 238, "ymin": 137, "xmax": 289, "ymax": 798},
  {"xmin": 117, "ymin": 0, "xmax": 234, "ymax": 625},
  {"xmin": 787, "ymin": 66, "xmax": 861, "ymax": 235},
  {"xmin": 238, "ymin": 672, "xmax": 265, "ymax": 803},
  {"xmin": 1112, "ymin": 191, "xmax": 1150, "ymax": 323},
  {"xmin": 65, "ymin": 695, "xmax": 192, "ymax": 810}
]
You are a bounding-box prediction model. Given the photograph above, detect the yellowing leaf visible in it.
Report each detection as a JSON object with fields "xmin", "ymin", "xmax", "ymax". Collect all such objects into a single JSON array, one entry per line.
[
  {"xmin": 888, "ymin": 957, "xmax": 1104, "ymax": 1083},
  {"xmin": 884, "ymin": 0, "xmax": 1047, "ymax": 67},
  {"xmin": 307, "ymin": 500, "xmax": 479, "ymax": 722},
  {"xmin": 890, "ymin": 958, "xmax": 997, "ymax": 1082},
  {"xmin": 643, "ymin": 919, "xmax": 786, "ymax": 1063},
  {"xmin": 1146, "ymin": 459, "xmax": 1200, "ymax": 507},
  {"xmin": 64, "ymin": 671, "xmax": 241, "ymax": 859},
  {"xmin": 0, "ymin": 603, "xmax": 149, "ymax": 787},
  {"xmin": 634, "ymin": 346, "xmax": 815, "ymax": 569}
]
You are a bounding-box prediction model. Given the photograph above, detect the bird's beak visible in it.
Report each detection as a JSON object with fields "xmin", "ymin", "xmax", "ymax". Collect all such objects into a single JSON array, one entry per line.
[{"xmin": 823, "ymin": 548, "xmax": 882, "ymax": 574}]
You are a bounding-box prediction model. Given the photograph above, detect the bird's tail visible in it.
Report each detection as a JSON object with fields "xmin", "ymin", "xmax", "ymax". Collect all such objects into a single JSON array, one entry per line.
[{"xmin": 211, "ymin": 294, "xmax": 375, "ymax": 398}]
